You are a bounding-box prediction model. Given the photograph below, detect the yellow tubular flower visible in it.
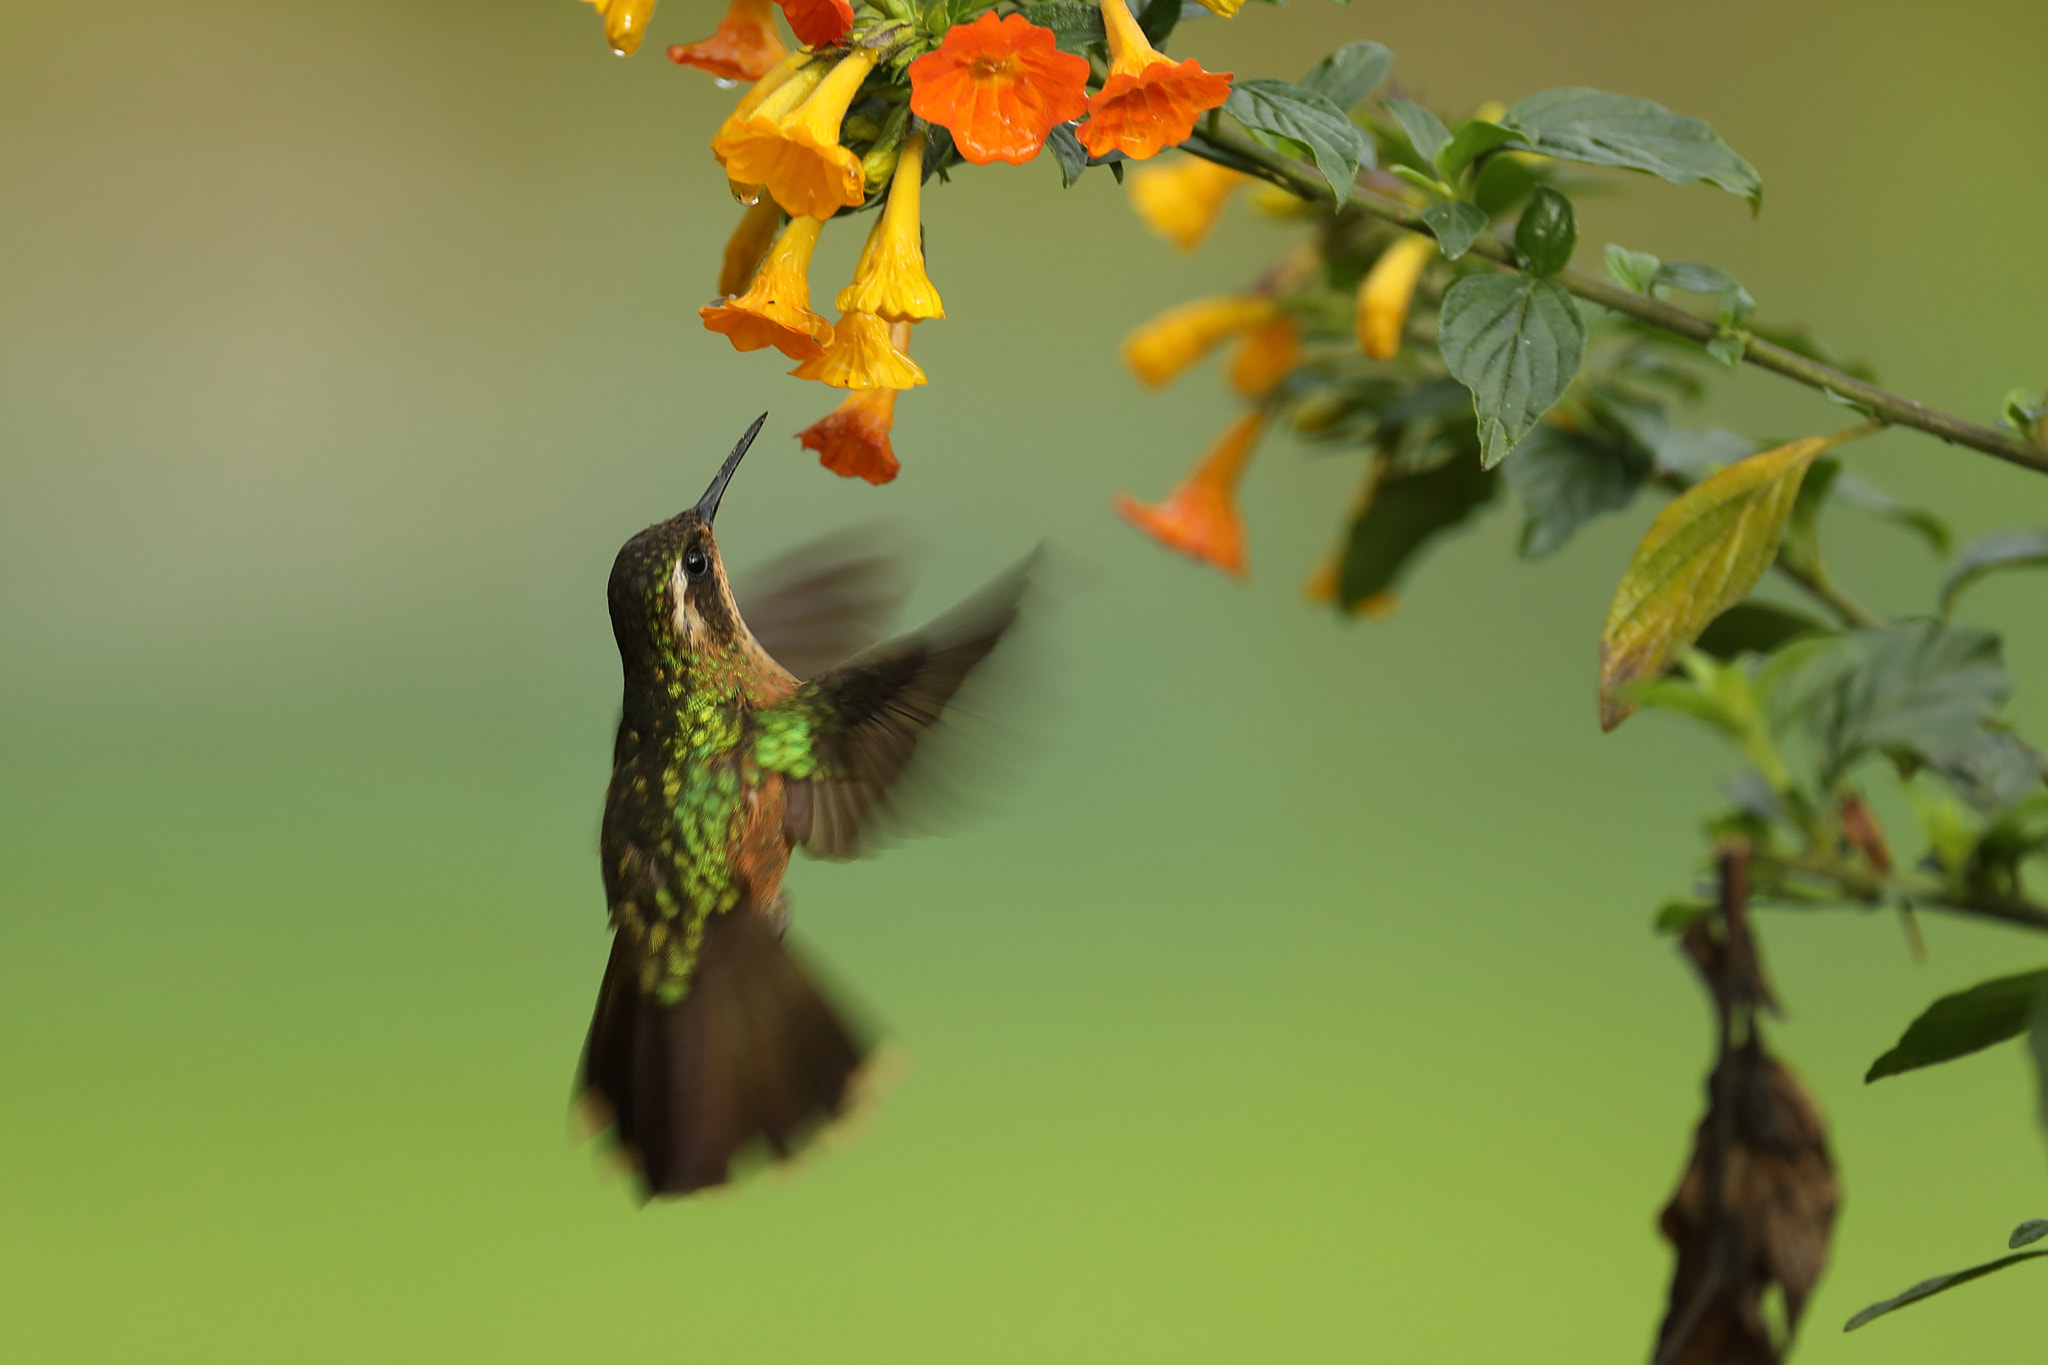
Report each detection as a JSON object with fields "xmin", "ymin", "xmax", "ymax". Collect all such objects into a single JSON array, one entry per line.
[
  {"xmin": 1226, "ymin": 316, "xmax": 1301, "ymax": 399},
  {"xmin": 1128, "ymin": 155, "xmax": 1245, "ymax": 252},
  {"xmin": 790, "ymin": 311, "xmax": 927, "ymax": 390},
  {"xmin": 718, "ymin": 197, "xmax": 785, "ymax": 298},
  {"xmin": 582, "ymin": 0, "xmax": 659, "ymax": 56},
  {"xmin": 837, "ymin": 132, "xmax": 943, "ymax": 323},
  {"xmin": 1191, "ymin": 0, "xmax": 1245, "ymax": 16},
  {"xmin": 1356, "ymin": 233, "xmax": 1436, "ymax": 361},
  {"xmin": 699, "ymin": 215, "xmax": 835, "ymax": 360},
  {"xmin": 712, "ymin": 52, "xmax": 821, "ymax": 165},
  {"xmin": 714, "ymin": 49, "xmax": 880, "ymax": 220},
  {"xmin": 1123, "ymin": 295, "xmax": 1277, "ymax": 389}
]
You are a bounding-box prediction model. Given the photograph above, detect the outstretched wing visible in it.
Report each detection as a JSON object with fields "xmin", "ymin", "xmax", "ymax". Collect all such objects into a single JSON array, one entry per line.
[
  {"xmin": 734, "ymin": 525, "xmax": 914, "ymax": 680},
  {"xmin": 756, "ymin": 551, "xmax": 1035, "ymax": 861}
]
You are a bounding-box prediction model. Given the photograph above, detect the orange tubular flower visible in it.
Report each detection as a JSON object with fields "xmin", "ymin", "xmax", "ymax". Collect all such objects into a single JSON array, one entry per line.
[
  {"xmin": 777, "ymin": 0, "xmax": 853, "ymax": 48},
  {"xmin": 790, "ymin": 311, "xmax": 926, "ymax": 390},
  {"xmin": 713, "ymin": 50, "xmax": 819, "ymax": 154},
  {"xmin": 1077, "ymin": 0, "xmax": 1232, "ymax": 161},
  {"xmin": 667, "ymin": 0, "xmax": 785, "ymax": 81},
  {"xmin": 582, "ymin": 0, "xmax": 659, "ymax": 56},
  {"xmin": 837, "ymin": 132, "xmax": 943, "ymax": 322},
  {"xmin": 799, "ymin": 324, "xmax": 907, "ymax": 486},
  {"xmin": 700, "ymin": 215, "xmax": 834, "ymax": 359},
  {"xmin": 1357, "ymin": 233, "xmax": 1435, "ymax": 361},
  {"xmin": 718, "ymin": 197, "xmax": 785, "ymax": 298},
  {"xmin": 1114, "ymin": 411, "xmax": 1264, "ymax": 578},
  {"xmin": 1226, "ymin": 316, "xmax": 1301, "ymax": 399},
  {"xmin": 1128, "ymin": 155, "xmax": 1246, "ymax": 251},
  {"xmin": 713, "ymin": 49, "xmax": 879, "ymax": 220},
  {"xmin": 906, "ymin": 12, "xmax": 1090, "ymax": 166},
  {"xmin": 1122, "ymin": 294, "xmax": 1276, "ymax": 388}
]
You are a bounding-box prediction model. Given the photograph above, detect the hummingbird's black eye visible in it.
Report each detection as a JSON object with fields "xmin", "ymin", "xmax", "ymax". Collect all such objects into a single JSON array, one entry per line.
[{"xmin": 682, "ymin": 545, "xmax": 710, "ymax": 579}]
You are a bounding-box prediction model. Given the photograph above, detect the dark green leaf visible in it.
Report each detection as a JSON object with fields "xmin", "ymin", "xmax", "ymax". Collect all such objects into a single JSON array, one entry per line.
[
  {"xmin": 1136, "ymin": 0, "xmax": 1181, "ymax": 47},
  {"xmin": 1438, "ymin": 275, "xmax": 1588, "ymax": 469},
  {"xmin": 1845, "ymin": 1252, "xmax": 2048, "ymax": 1331},
  {"xmin": 1830, "ymin": 471, "xmax": 1950, "ymax": 557},
  {"xmin": 1337, "ymin": 455, "xmax": 1500, "ymax": 608},
  {"xmin": 1866, "ymin": 969, "xmax": 2048, "ymax": 1081},
  {"xmin": 1472, "ymin": 154, "xmax": 1537, "ymax": 217},
  {"xmin": 1940, "ymin": 528, "xmax": 2048, "ymax": 616},
  {"xmin": 1436, "ymin": 119, "xmax": 1520, "ymax": 182},
  {"xmin": 1418, "ymin": 201, "xmax": 1487, "ymax": 261},
  {"xmin": 1384, "ymin": 98, "xmax": 1452, "ymax": 169},
  {"xmin": 1514, "ymin": 185, "xmax": 1577, "ymax": 277},
  {"xmin": 1504, "ymin": 88, "xmax": 1762, "ymax": 208},
  {"xmin": 1501, "ymin": 421, "xmax": 1647, "ymax": 558},
  {"xmin": 1774, "ymin": 621, "xmax": 2012, "ymax": 782},
  {"xmin": 1931, "ymin": 729, "xmax": 2045, "ymax": 815},
  {"xmin": 1693, "ymin": 602, "xmax": 1831, "ymax": 662},
  {"xmin": 1299, "ymin": 41, "xmax": 1392, "ymax": 111},
  {"xmin": 1225, "ymin": 79, "xmax": 1363, "ymax": 201},
  {"xmin": 1604, "ymin": 244, "xmax": 1660, "ymax": 294},
  {"xmin": 1044, "ymin": 124, "xmax": 1088, "ymax": 187},
  {"xmin": 1020, "ymin": 0, "xmax": 1104, "ymax": 47},
  {"xmin": 2011, "ymin": 1221, "xmax": 2048, "ymax": 1250}
]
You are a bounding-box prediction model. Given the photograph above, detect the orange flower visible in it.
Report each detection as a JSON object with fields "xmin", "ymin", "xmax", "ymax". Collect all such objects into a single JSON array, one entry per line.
[
  {"xmin": 777, "ymin": 0, "xmax": 852, "ymax": 48},
  {"xmin": 1357, "ymin": 233, "xmax": 1435, "ymax": 361},
  {"xmin": 667, "ymin": 0, "xmax": 785, "ymax": 81},
  {"xmin": 1190, "ymin": 0, "xmax": 1244, "ymax": 13},
  {"xmin": 1226, "ymin": 316, "xmax": 1300, "ymax": 398},
  {"xmin": 907, "ymin": 12, "xmax": 1091, "ymax": 166},
  {"xmin": 713, "ymin": 49, "xmax": 878, "ymax": 220},
  {"xmin": 1128, "ymin": 155, "xmax": 1245, "ymax": 251},
  {"xmin": 713, "ymin": 50, "xmax": 819, "ymax": 149},
  {"xmin": 581, "ymin": 0, "xmax": 659, "ymax": 56},
  {"xmin": 837, "ymin": 131, "xmax": 943, "ymax": 322},
  {"xmin": 718, "ymin": 196, "xmax": 784, "ymax": 298},
  {"xmin": 790, "ymin": 311, "xmax": 926, "ymax": 389},
  {"xmin": 700, "ymin": 215, "xmax": 834, "ymax": 359},
  {"xmin": 1122, "ymin": 294, "xmax": 1276, "ymax": 388},
  {"xmin": 799, "ymin": 383, "xmax": 902, "ymax": 485},
  {"xmin": 1076, "ymin": 0, "xmax": 1232, "ymax": 161},
  {"xmin": 1114, "ymin": 411, "xmax": 1264, "ymax": 577}
]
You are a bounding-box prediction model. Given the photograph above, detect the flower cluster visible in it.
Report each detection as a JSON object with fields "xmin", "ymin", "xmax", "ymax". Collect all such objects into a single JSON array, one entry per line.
[{"xmin": 581, "ymin": 0, "xmax": 1235, "ymax": 483}]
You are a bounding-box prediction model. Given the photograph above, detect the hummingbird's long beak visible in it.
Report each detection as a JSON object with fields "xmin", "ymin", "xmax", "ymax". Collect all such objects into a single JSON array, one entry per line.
[{"xmin": 695, "ymin": 413, "xmax": 768, "ymax": 525}]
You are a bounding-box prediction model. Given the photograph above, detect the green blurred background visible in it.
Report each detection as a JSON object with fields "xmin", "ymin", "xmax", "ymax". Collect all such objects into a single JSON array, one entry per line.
[{"xmin": 3, "ymin": 0, "xmax": 2046, "ymax": 1358}]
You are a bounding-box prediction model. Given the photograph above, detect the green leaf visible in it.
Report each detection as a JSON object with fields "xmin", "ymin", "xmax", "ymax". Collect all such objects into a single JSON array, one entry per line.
[
  {"xmin": 1704, "ymin": 329, "xmax": 1746, "ymax": 368},
  {"xmin": 1225, "ymin": 79, "xmax": 1363, "ymax": 201},
  {"xmin": 1777, "ymin": 455, "xmax": 1840, "ymax": 576},
  {"xmin": 1020, "ymin": 1, "xmax": 1105, "ymax": 49},
  {"xmin": 1846, "ymin": 1251, "xmax": 2048, "ymax": 1331},
  {"xmin": 1503, "ymin": 88, "xmax": 1762, "ymax": 208},
  {"xmin": 1652, "ymin": 261, "xmax": 1755, "ymax": 324},
  {"xmin": 1653, "ymin": 896, "xmax": 1713, "ymax": 934},
  {"xmin": 1604, "ymin": 244, "xmax": 1660, "ymax": 294},
  {"xmin": 1437, "ymin": 275, "xmax": 1587, "ymax": 470},
  {"xmin": 1435, "ymin": 119, "xmax": 1520, "ymax": 183},
  {"xmin": 1773, "ymin": 621, "xmax": 2013, "ymax": 781},
  {"xmin": 1866, "ymin": 970, "xmax": 2048, "ymax": 1081},
  {"xmin": 1940, "ymin": 528, "xmax": 2048, "ymax": 616},
  {"xmin": 1136, "ymin": 0, "xmax": 1182, "ymax": 47},
  {"xmin": 1384, "ymin": 98, "xmax": 1452, "ymax": 168},
  {"xmin": 1337, "ymin": 455, "xmax": 1500, "ymax": 610},
  {"xmin": 1693, "ymin": 601, "xmax": 1831, "ymax": 662},
  {"xmin": 1298, "ymin": 41, "xmax": 1392, "ymax": 111},
  {"xmin": 2011, "ymin": 1220, "xmax": 2048, "ymax": 1250},
  {"xmin": 1514, "ymin": 185, "xmax": 1577, "ymax": 277},
  {"xmin": 1471, "ymin": 154, "xmax": 1537, "ymax": 217},
  {"xmin": 1500, "ymin": 421, "xmax": 1647, "ymax": 558},
  {"xmin": 1418, "ymin": 201, "xmax": 1487, "ymax": 261},
  {"xmin": 1830, "ymin": 471, "xmax": 1950, "ymax": 557},
  {"xmin": 1599, "ymin": 432, "xmax": 1854, "ymax": 730},
  {"xmin": 2002, "ymin": 387, "xmax": 2046, "ymax": 434},
  {"xmin": 1043, "ymin": 124, "xmax": 1088, "ymax": 187},
  {"xmin": 1933, "ymin": 729, "xmax": 2045, "ymax": 815}
]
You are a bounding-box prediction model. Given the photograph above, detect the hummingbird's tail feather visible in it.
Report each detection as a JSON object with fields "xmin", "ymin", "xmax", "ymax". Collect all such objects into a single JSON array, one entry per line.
[{"xmin": 577, "ymin": 910, "xmax": 870, "ymax": 1198}]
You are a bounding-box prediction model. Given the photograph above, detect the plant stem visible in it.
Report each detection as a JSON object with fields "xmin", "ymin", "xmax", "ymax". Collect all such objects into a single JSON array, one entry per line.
[
  {"xmin": 1771, "ymin": 559, "xmax": 1881, "ymax": 629},
  {"xmin": 1192, "ymin": 126, "xmax": 2048, "ymax": 479}
]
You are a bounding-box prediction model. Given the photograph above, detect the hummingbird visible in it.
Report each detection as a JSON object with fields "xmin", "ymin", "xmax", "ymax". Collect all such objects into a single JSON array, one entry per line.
[{"xmin": 578, "ymin": 414, "xmax": 1032, "ymax": 1197}]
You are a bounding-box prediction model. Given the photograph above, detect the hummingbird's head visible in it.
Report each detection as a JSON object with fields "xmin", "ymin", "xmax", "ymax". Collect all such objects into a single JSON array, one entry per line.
[{"xmin": 607, "ymin": 414, "xmax": 768, "ymax": 670}]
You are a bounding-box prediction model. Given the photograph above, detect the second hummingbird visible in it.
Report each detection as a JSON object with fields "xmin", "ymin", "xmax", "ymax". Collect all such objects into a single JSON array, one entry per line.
[{"xmin": 578, "ymin": 414, "xmax": 1033, "ymax": 1197}]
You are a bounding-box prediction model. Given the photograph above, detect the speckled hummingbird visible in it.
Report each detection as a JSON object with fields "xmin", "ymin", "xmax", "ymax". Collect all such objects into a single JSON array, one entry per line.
[{"xmin": 578, "ymin": 414, "xmax": 1031, "ymax": 1197}]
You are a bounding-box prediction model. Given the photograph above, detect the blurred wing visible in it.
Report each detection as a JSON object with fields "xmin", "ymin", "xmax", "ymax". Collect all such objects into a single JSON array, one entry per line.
[
  {"xmin": 734, "ymin": 525, "xmax": 915, "ymax": 680},
  {"xmin": 762, "ymin": 551, "xmax": 1035, "ymax": 861}
]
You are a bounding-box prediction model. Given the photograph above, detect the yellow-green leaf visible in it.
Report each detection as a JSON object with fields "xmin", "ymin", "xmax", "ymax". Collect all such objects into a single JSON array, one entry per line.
[{"xmin": 1599, "ymin": 427, "xmax": 1871, "ymax": 731}]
